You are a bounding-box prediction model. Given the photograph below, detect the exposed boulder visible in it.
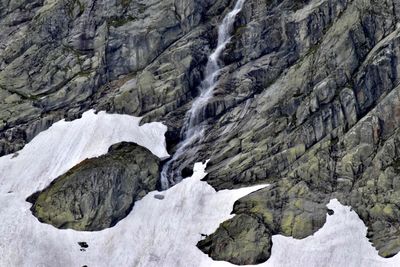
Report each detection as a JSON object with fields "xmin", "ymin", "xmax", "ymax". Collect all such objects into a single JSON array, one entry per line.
[
  {"xmin": 28, "ymin": 142, "xmax": 160, "ymax": 231},
  {"xmin": 197, "ymin": 213, "xmax": 272, "ymax": 265}
]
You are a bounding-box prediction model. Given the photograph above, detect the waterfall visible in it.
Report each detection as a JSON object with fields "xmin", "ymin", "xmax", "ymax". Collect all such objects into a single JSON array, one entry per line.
[{"xmin": 160, "ymin": 0, "xmax": 246, "ymax": 189}]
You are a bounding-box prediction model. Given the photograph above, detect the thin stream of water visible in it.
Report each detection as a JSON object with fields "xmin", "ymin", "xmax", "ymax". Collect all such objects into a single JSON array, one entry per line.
[{"xmin": 160, "ymin": 0, "xmax": 246, "ymax": 189}]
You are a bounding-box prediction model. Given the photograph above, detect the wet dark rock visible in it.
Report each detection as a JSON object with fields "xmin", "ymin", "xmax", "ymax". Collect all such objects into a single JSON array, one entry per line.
[{"xmin": 181, "ymin": 166, "xmax": 194, "ymax": 178}]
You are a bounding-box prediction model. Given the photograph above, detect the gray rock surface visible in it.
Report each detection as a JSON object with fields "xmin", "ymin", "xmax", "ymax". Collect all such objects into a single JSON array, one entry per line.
[
  {"xmin": 194, "ymin": 0, "xmax": 400, "ymax": 263},
  {"xmin": 0, "ymin": 0, "xmax": 220, "ymax": 155},
  {"xmin": 28, "ymin": 142, "xmax": 160, "ymax": 231}
]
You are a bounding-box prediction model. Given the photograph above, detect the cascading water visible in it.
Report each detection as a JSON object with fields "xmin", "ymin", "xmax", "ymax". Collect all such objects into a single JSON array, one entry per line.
[{"xmin": 160, "ymin": 0, "xmax": 246, "ymax": 189}]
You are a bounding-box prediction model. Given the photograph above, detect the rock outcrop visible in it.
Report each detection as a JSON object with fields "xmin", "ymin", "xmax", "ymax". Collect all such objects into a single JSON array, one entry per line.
[
  {"xmin": 28, "ymin": 142, "xmax": 160, "ymax": 231},
  {"xmin": 197, "ymin": 213, "xmax": 272, "ymax": 265}
]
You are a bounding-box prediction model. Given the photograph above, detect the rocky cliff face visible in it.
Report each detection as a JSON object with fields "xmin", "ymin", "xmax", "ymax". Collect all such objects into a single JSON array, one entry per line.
[
  {"xmin": 2, "ymin": 0, "xmax": 400, "ymax": 265},
  {"xmin": 0, "ymin": 0, "xmax": 221, "ymax": 155}
]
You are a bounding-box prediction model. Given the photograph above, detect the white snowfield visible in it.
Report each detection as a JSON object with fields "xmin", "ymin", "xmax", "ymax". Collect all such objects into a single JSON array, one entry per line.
[{"xmin": 0, "ymin": 110, "xmax": 399, "ymax": 267}]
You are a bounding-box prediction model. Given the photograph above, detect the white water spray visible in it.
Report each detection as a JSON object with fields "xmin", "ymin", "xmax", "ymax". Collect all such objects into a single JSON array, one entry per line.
[{"xmin": 161, "ymin": 0, "xmax": 246, "ymax": 189}]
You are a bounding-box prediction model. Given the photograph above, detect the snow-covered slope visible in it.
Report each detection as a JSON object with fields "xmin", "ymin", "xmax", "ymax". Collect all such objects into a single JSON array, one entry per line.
[{"xmin": 1, "ymin": 111, "xmax": 399, "ymax": 267}]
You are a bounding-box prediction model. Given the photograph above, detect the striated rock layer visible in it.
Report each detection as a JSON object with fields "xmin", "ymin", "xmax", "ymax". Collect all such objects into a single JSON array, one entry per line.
[{"xmin": 194, "ymin": 0, "xmax": 400, "ymax": 263}]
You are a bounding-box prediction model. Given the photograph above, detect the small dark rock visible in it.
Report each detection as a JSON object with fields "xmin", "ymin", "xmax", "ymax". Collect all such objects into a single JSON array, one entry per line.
[
  {"xmin": 327, "ymin": 209, "xmax": 334, "ymax": 216},
  {"xmin": 154, "ymin": 194, "xmax": 165, "ymax": 200},
  {"xmin": 165, "ymin": 129, "xmax": 181, "ymax": 152},
  {"xmin": 78, "ymin": 242, "xmax": 89, "ymax": 248}
]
